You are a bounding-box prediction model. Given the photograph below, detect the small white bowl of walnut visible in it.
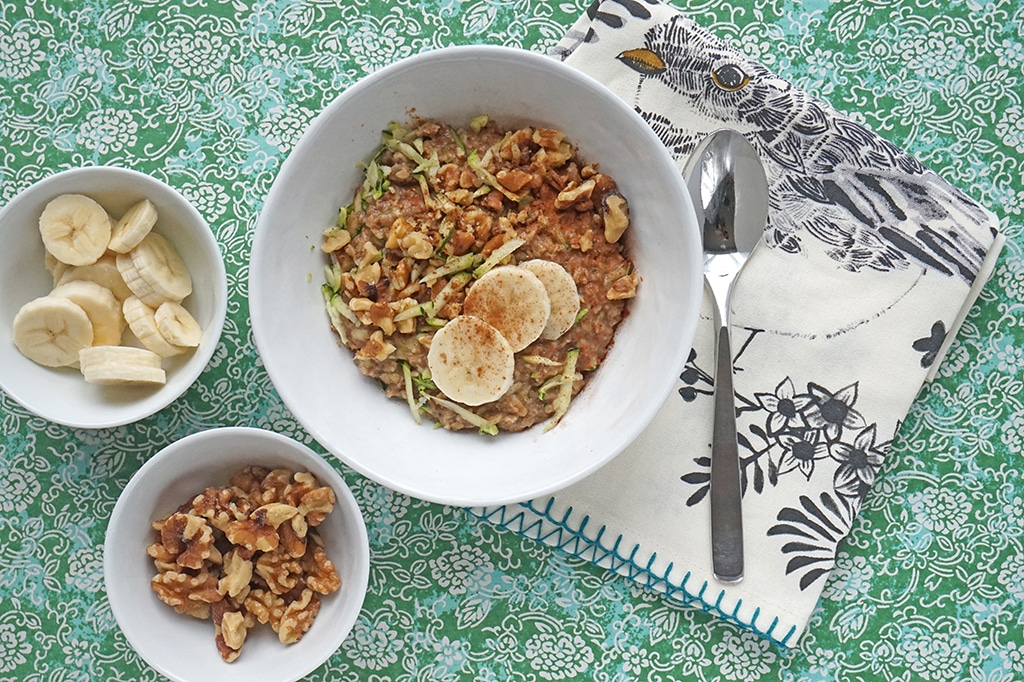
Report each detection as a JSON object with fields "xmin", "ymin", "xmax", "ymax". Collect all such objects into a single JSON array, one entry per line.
[{"xmin": 104, "ymin": 427, "xmax": 370, "ymax": 682}]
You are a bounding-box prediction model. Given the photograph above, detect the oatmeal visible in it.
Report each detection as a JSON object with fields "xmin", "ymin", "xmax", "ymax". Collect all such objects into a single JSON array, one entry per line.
[{"xmin": 321, "ymin": 115, "xmax": 638, "ymax": 434}]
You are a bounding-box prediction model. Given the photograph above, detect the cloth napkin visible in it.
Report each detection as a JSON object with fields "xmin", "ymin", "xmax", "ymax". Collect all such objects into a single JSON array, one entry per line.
[{"xmin": 472, "ymin": 0, "xmax": 1005, "ymax": 645}]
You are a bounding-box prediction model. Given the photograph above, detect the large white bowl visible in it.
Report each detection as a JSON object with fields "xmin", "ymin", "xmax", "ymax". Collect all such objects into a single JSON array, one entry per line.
[
  {"xmin": 104, "ymin": 427, "xmax": 370, "ymax": 682},
  {"xmin": 250, "ymin": 45, "xmax": 703, "ymax": 506},
  {"xmin": 0, "ymin": 166, "xmax": 227, "ymax": 429}
]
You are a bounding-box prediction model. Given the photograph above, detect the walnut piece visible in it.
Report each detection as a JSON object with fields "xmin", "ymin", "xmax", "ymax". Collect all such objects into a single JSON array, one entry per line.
[
  {"xmin": 192, "ymin": 486, "xmax": 253, "ymax": 532},
  {"xmin": 298, "ymin": 486, "xmax": 336, "ymax": 526},
  {"xmin": 244, "ymin": 588, "xmax": 286, "ymax": 630},
  {"xmin": 255, "ymin": 548, "xmax": 304, "ymax": 595},
  {"xmin": 278, "ymin": 516, "xmax": 308, "ymax": 558},
  {"xmin": 151, "ymin": 570, "xmax": 222, "ymax": 619},
  {"xmin": 225, "ymin": 516, "xmax": 279, "ymax": 553},
  {"xmin": 148, "ymin": 512, "xmax": 217, "ymax": 570},
  {"xmin": 303, "ymin": 543, "xmax": 342, "ymax": 595},
  {"xmin": 218, "ymin": 550, "xmax": 253, "ymax": 599},
  {"xmin": 278, "ymin": 589, "xmax": 321, "ymax": 644}
]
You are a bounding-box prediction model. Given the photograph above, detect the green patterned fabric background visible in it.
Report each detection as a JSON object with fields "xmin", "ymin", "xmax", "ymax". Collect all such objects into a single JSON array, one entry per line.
[{"xmin": 1, "ymin": 0, "xmax": 1022, "ymax": 680}]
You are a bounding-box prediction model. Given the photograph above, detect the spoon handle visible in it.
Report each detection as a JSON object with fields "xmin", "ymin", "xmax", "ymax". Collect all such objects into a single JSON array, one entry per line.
[{"xmin": 711, "ymin": 324, "xmax": 744, "ymax": 583}]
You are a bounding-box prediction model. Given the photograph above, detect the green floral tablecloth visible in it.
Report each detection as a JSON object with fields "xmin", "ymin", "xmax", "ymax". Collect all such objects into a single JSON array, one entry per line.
[{"xmin": 1, "ymin": 1, "xmax": 1022, "ymax": 680}]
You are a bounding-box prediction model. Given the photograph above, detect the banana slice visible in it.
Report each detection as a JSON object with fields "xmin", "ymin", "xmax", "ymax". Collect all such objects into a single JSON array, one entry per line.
[
  {"xmin": 51, "ymin": 280, "xmax": 125, "ymax": 346},
  {"xmin": 427, "ymin": 315, "xmax": 515, "ymax": 406},
  {"xmin": 12, "ymin": 295, "xmax": 94, "ymax": 367},
  {"xmin": 116, "ymin": 251, "xmax": 159, "ymax": 307},
  {"xmin": 45, "ymin": 250, "xmax": 70, "ymax": 283},
  {"xmin": 122, "ymin": 295, "xmax": 185, "ymax": 357},
  {"xmin": 154, "ymin": 301, "xmax": 202, "ymax": 347},
  {"xmin": 57, "ymin": 251, "xmax": 134, "ymax": 302},
  {"xmin": 519, "ymin": 260, "xmax": 581, "ymax": 340},
  {"xmin": 39, "ymin": 194, "xmax": 112, "ymax": 266},
  {"xmin": 463, "ymin": 265, "xmax": 551, "ymax": 352},
  {"xmin": 79, "ymin": 345, "xmax": 166, "ymax": 386},
  {"xmin": 108, "ymin": 199, "xmax": 158, "ymax": 253},
  {"xmin": 129, "ymin": 233, "xmax": 192, "ymax": 304}
]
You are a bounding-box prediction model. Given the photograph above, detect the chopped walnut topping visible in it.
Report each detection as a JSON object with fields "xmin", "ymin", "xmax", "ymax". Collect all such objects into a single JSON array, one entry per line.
[
  {"xmin": 607, "ymin": 272, "xmax": 639, "ymax": 300},
  {"xmin": 229, "ymin": 466, "xmax": 270, "ymax": 496},
  {"xmin": 282, "ymin": 472, "xmax": 318, "ymax": 506},
  {"xmin": 213, "ymin": 602, "xmax": 249, "ymax": 663},
  {"xmin": 279, "ymin": 516, "xmax": 308, "ymax": 558},
  {"xmin": 356, "ymin": 329, "xmax": 396, "ymax": 361},
  {"xmin": 555, "ymin": 178, "xmax": 597, "ymax": 209},
  {"xmin": 602, "ymin": 192, "xmax": 630, "ymax": 243},
  {"xmin": 496, "ymin": 168, "xmax": 533, "ymax": 193},
  {"xmin": 148, "ymin": 467, "xmax": 340, "ymax": 663}
]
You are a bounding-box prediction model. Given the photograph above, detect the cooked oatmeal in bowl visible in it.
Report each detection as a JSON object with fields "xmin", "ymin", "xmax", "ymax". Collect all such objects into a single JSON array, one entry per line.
[
  {"xmin": 250, "ymin": 44, "xmax": 703, "ymax": 505},
  {"xmin": 321, "ymin": 116, "xmax": 638, "ymax": 434}
]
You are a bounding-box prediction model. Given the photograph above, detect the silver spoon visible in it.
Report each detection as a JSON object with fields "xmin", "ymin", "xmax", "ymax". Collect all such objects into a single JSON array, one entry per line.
[{"xmin": 682, "ymin": 129, "xmax": 769, "ymax": 584}]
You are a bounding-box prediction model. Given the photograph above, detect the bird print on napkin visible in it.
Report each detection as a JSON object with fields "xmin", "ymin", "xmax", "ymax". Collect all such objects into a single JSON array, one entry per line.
[{"xmin": 613, "ymin": 14, "xmax": 997, "ymax": 287}]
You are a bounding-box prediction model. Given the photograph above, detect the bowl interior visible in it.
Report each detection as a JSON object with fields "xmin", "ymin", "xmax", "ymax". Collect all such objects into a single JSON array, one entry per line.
[
  {"xmin": 104, "ymin": 427, "xmax": 370, "ymax": 682},
  {"xmin": 251, "ymin": 46, "xmax": 702, "ymax": 506},
  {"xmin": 0, "ymin": 166, "xmax": 226, "ymax": 428}
]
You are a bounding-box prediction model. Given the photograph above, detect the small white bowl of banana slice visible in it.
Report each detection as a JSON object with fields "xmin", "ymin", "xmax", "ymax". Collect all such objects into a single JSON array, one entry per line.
[{"xmin": 0, "ymin": 166, "xmax": 226, "ymax": 428}]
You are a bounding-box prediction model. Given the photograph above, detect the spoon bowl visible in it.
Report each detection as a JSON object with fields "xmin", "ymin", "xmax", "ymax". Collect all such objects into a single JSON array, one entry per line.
[{"xmin": 683, "ymin": 129, "xmax": 769, "ymax": 584}]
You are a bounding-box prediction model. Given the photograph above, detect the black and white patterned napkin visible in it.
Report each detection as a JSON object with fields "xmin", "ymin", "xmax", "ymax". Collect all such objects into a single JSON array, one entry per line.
[{"xmin": 475, "ymin": 0, "xmax": 1003, "ymax": 644}]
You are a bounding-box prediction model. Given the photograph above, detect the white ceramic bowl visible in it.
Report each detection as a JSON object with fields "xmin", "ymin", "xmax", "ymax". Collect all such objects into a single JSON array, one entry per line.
[
  {"xmin": 250, "ymin": 45, "xmax": 703, "ymax": 506},
  {"xmin": 0, "ymin": 166, "xmax": 227, "ymax": 429},
  {"xmin": 104, "ymin": 427, "xmax": 370, "ymax": 682}
]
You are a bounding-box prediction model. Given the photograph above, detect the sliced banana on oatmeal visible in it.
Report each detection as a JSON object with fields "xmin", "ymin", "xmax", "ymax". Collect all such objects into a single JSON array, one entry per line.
[
  {"xmin": 38, "ymin": 194, "xmax": 112, "ymax": 266},
  {"xmin": 518, "ymin": 259, "xmax": 580, "ymax": 340},
  {"xmin": 463, "ymin": 265, "xmax": 551, "ymax": 352},
  {"xmin": 427, "ymin": 315, "xmax": 515, "ymax": 406},
  {"xmin": 50, "ymin": 280, "xmax": 125, "ymax": 347}
]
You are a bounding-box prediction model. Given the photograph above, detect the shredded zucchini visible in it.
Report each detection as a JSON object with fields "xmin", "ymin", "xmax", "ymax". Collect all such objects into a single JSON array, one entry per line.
[
  {"xmin": 323, "ymin": 263, "xmax": 343, "ymax": 293},
  {"xmin": 466, "ymin": 149, "xmax": 522, "ymax": 202},
  {"xmin": 401, "ymin": 362, "xmax": 422, "ymax": 425},
  {"xmin": 421, "ymin": 254, "xmax": 481, "ymax": 285},
  {"xmin": 472, "ymin": 237, "xmax": 526, "ymax": 279},
  {"xmin": 426, "ymin": 395, "xmax": 499, "ymax": 435},
  {"xmin": 432, "ymin": 271, "xmax": 472, "ymax": 311},
  {"xmin": 393, "ymin": 300, "xmax": 435, "ymax": 323},
  {"xmin": 545, "ymin": 348, "xmax": 580, "ymax": 431},
  {"xmin": 414, "ymin": 173, "xmax": 437, "ymax": 209},
  {"xmin": 322, "ymin": 287, "xmax": 358, "ymax": 343},
  {"xmin": 521, "ymin": 355, "xmax": 564, "ymax": 367},
  {"xmin": 469, "ymin": 114, "xmax": 489, "ymax": 132}
]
